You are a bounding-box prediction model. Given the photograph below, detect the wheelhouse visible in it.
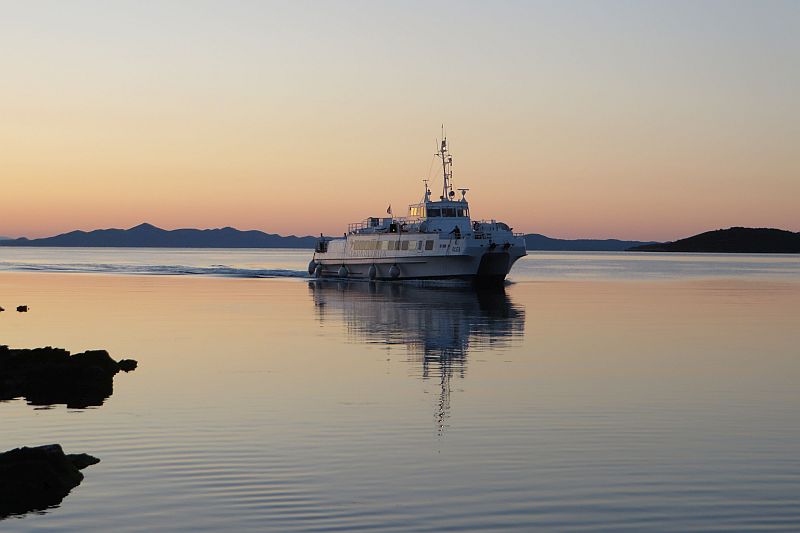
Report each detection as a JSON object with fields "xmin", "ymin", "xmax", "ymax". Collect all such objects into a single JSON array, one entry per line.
[{"xmin": 422, "ymin": 202, "xmax": 469, "ymax": 219}]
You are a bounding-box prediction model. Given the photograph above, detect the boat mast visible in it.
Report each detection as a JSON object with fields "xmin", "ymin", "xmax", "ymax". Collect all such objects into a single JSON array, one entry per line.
[{"xmin": 436, "ymin": 125, "xmax": 454, "ymax": 201}]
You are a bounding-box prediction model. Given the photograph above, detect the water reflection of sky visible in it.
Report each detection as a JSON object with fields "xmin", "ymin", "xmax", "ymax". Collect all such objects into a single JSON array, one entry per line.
[
  {"xmin": 2, "ymin": 269, "xmax": 799, "ymax": 531},
  {"xmin": 3, "ymin": 248, "xmax": 800, "ymax": 282},
  {"xmin": 309, "ymin": 281, "xmax": 525, "ymax": 431},
  {"xmin": 521, "ymin": 251, "xmax": 800, "ymax": 281}
]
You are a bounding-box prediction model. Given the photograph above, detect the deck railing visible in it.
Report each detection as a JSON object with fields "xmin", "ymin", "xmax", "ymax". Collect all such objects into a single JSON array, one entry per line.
[
  {"xmin": 348, "ymin": 217, "xmax": 413, "ymax": 234},
  {"xmin": 347, "ymin": 217, "xmax": 525, "ymax": 238}
]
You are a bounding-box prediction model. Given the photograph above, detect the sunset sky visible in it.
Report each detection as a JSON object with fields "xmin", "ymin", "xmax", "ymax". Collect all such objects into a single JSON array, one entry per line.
[{"xmin": 1, "ymin": 1, "xmax": 797, "ymax": 241}]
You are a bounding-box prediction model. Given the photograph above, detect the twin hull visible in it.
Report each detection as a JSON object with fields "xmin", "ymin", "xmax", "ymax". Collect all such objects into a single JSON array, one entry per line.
[{"xmin": 313, "ymin": 235, "xmax": 526, "ymax": 284}]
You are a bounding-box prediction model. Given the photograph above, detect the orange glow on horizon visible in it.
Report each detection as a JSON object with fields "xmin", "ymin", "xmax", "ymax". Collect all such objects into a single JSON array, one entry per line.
[{"xmin": 1, "ymin": 3, "xmax": 797, "ymax": 242}]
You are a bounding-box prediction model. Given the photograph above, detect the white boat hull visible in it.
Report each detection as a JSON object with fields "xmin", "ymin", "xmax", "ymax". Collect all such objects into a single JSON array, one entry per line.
[{"xmin": 313, "ymin": 237, "xmax": 526, "ymax": 284}]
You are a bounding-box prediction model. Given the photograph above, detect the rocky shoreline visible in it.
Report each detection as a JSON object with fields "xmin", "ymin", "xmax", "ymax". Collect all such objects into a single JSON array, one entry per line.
[
  {"xmin": 0, "ymin": 444, "xmax": 100, "ymax": 519},
  {"xmin": 1, "ymin": 344, "xmax": 138, "ymax": 520},
  {"xmin": 0, "ymin": 345, "xmax": 137, "ymax": 409}
]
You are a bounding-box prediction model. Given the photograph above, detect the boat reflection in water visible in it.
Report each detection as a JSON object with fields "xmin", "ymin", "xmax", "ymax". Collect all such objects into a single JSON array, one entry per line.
[{"xmin": 308, "ymin": 281, "xmax": 525, "ymax": 431}]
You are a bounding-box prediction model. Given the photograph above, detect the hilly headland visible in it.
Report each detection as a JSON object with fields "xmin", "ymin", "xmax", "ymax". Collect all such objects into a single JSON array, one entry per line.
[{"xmin": 629, "ymin": 227, "xmax": 800, "ymax": 253}]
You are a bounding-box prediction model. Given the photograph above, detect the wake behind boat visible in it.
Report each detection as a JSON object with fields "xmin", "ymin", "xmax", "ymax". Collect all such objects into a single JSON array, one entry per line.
[{"xmin": 308, "ymin": 134, "xmax": 526, "ymax": 284}]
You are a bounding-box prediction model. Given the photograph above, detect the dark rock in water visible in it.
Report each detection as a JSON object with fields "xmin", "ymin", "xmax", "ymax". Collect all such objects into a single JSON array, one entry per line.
[
  {"xmin": 16, "ymin": 305, "xmax": 28, "ymax": 312},
  {"xmin": 0, "ymin": 444, "xmax": 99, "ymax": 519},
  {"xmin": 65, "ymin": 452, "xmax": 101, "ymax": 470},
  {"xmin": 71, "ymin": 349, "xmax": 122, "ymax": 375},
  {"xmin": 118, "ymin": 359, "xmax": 138, "ymax": 372},
  {"xmin": 0, "ymin": 345, "xmax": 138, "ymax": 408}
]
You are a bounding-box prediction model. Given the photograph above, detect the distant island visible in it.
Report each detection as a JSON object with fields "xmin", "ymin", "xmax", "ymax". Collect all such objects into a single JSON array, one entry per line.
[
  {"xmin": 629, "ymin": 227, "xmax": 800, "ymax": 253},
  {"xmin": 2, "ymin": 223, "xmax": 797, "ymax": 253},
  {"xmin": 0, "ymin": 223, "xmax": 318, "ymax": 248},
  {"xmin": 0, "ymin": 223, "xmax": 658, "ymax": 251},
  {"xmin": 524, "ymin": 233, "xmax": 655, "ymax": 251}
]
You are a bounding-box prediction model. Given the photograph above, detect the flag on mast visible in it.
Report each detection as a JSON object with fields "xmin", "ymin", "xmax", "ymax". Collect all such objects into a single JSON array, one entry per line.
[{"xmin": 387, "ymin": 204, "xmax": 392, "ymax": 216}]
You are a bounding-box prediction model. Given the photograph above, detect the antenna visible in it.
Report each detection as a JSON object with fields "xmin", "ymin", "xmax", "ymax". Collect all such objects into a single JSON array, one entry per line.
[{"xmin": 435, "ymin": 125, "xmax": 454, "ymax": 201}]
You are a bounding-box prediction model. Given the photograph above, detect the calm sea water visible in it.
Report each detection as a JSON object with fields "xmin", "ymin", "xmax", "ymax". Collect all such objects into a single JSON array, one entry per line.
[{"xmin": 1, "ymin": 249, "xmax": 799, "ymax": 531}]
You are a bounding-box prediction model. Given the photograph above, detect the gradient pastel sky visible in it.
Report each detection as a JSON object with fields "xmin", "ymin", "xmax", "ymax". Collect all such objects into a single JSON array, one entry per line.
[{"xmin": 1, "ymin": 1, "xmax": 798, "ymax": 240}]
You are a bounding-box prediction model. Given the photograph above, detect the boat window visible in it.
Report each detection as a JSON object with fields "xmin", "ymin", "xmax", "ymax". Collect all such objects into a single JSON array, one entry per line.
[
  {"xmin": 401, "ymin": 241, "xmax": 409, "ymax": 250},
  {"xmin": 408, "ymin": 241, "xmax": 418, "ymax": 251},
  {"xmin": 443, "ymin": 208, "xmax": 456, "ymax": 217},
  {"xmin": 457, "ymin": 208, "xmax": 465, "ymax": 217},
  {"xmin": 425, "ymin": 240, "xmax": 434, "ymax": 250},
  {"xmin": 428, "ymin": 208, "xmax": 440, "ymax": 217},
  {"xmin": 409, "ymin": 206, "xmax": 425, "ymax": 217},
  {"xmin": 380, "ymin": 241, "xmax": 389, "ymax": 250}
]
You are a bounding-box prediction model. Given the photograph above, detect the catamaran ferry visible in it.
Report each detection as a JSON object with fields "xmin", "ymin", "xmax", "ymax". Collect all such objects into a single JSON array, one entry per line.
[{"xmin": 308, "ymin": 135, "xmax": 526, "ymax": 284}]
